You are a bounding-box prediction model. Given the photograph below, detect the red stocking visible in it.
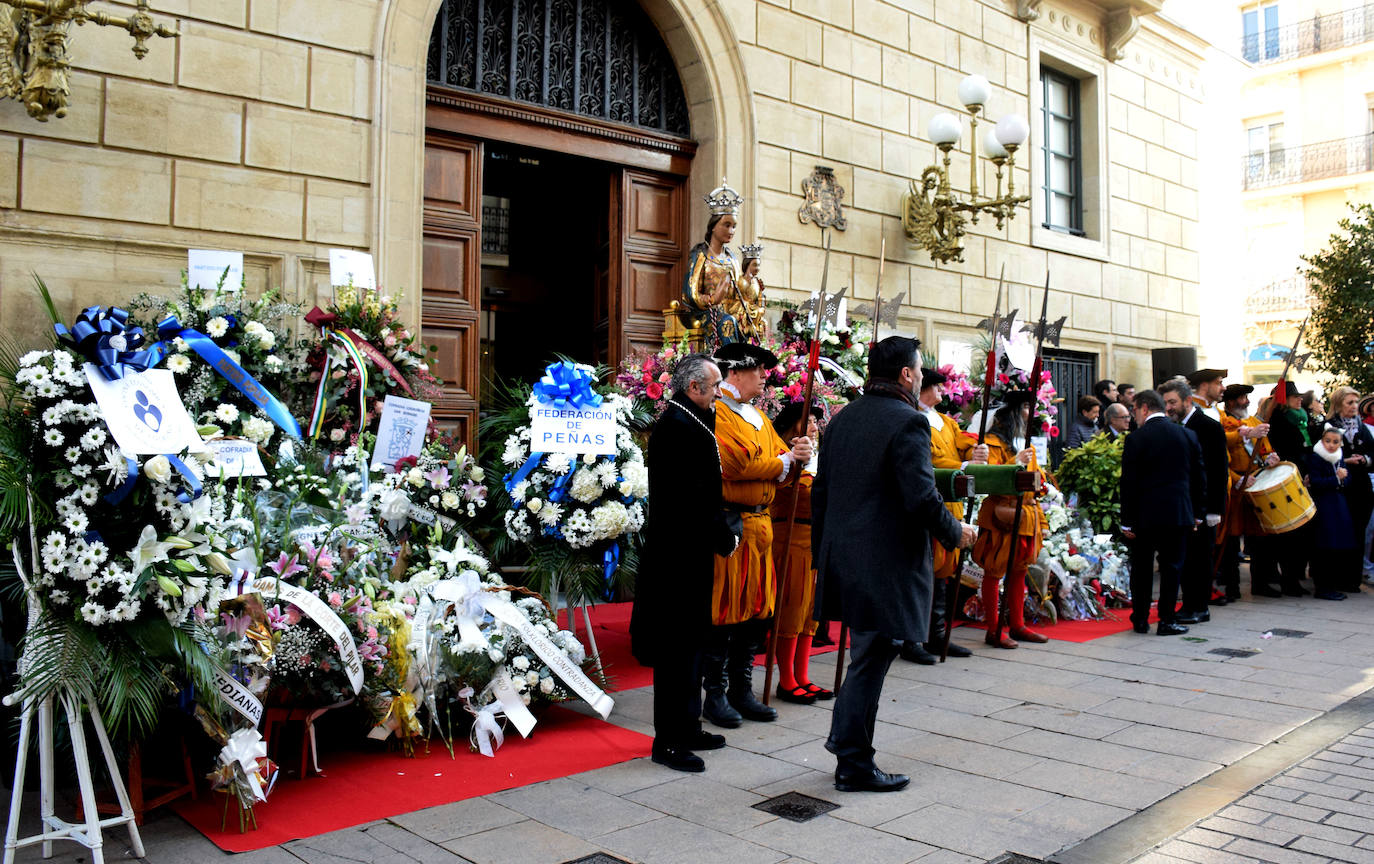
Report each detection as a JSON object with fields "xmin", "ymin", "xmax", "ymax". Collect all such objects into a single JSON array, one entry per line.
[
  {"xmin": 793, "ymin": 635, "xmax": 813, "ymax": 687},
  {"xmin": 1008, "ymin": 566, "xmax": 1028, "ymax": 629},
  {"xmin": 981, "ymin": 576, "xmax": 1000, "ymax": 632},
  {"xmin": 775, "ymin": 636, "xmax": 799, "ymax": 691}
]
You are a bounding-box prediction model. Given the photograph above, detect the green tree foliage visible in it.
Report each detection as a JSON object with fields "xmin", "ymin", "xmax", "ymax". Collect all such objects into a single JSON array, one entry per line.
[{"xmin": 1303, "ymin": 203, "xmax": 1374, "ymax": 392}]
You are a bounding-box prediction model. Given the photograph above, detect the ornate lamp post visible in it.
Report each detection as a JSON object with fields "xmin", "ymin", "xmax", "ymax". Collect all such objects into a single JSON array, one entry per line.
[
  {"xmin": 902, "ymin": 74, "xmax": 1031, "ymax": 264},
  {"xmin": 0, "ymin": 0, "xmax": 177, "ymax": 121}
]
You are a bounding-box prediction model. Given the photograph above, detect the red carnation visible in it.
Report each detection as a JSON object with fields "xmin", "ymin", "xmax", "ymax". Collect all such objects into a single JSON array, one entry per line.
[
  {"xmin": 395, "ymin": 455, "xmax": 419, "ymax": 472},
  {"xmin": 1048, "ymin": 425, "xmax": 1060, "ymax": 438}
]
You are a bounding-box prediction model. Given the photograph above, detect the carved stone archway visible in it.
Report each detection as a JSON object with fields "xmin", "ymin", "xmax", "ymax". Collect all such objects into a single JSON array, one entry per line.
[{"xmin": 373, "ymin": 0, "xmax": 756, "ymax": 327}]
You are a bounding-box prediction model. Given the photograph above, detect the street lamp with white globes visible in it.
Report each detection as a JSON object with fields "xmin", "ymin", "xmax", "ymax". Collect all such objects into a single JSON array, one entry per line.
[{"xmin": 902, "ymin": 74, "xmax": 1032, "ymax": 263}]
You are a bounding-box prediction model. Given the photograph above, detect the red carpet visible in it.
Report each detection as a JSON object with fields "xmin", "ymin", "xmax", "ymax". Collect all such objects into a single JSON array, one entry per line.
[
  {"xmin": 174, "ymin": 706, "xmax": 651, "ymax": 852},
  {"xmin": 957, "ymin": 605, "xmax": 1159, "ymax": 643},
  {"xmin": 560, "ymin": 603, "xmax": 843, "ymax": 692}
]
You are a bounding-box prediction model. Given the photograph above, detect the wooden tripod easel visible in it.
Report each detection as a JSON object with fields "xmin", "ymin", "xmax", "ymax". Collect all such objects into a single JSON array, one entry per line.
[{"xmin": 4, "ymin": 525, "xmax": 145, "ymax": 863}]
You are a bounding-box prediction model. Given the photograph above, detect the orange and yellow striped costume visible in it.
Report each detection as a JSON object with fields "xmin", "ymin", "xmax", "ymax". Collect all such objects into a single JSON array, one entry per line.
[
  {"xmin": 770, "ymin": 471, "xmax": 819, "ymax": 638},
  {"xmin": 972, "ymin": 434, "xmax": 1047, "ymax": 576},
  {"xmin": 1221, "ymin": 414, "xmax": 1274, "ymax": 538},
  {"xmin": 927, "ymin": 410, "xmax": 977, "ymax": 580},
  {"xmin": 713, "ymin": 400, "xmax": 790, "ymax": 626}
]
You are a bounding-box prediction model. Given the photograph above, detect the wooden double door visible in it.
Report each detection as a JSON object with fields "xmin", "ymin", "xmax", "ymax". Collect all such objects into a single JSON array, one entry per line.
[{"xmin": 420, "ymin": 125, "xmax": 690, "ymax": 448}]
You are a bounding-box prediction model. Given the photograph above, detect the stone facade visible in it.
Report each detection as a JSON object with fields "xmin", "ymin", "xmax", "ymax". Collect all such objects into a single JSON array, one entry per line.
[{"xmin": 0, "ymin": 0, "xmax": 1205, "ymax": 394}]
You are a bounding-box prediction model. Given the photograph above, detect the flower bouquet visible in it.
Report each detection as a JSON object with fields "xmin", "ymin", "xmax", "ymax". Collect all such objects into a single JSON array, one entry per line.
[
  {"xmin": 128, "ymin": 272, "xmax": 308, "ymax": 453},
  {"xmin": 770, "ymin": 301, "xmax": 871, "ymax": 386},
  {"xmin": 933, "ymin": 364, "xmax": 978, "ymax": 417},
  {"xmin": 301, "ymin": 284, "xmax": 441, "ymax": 448},
  {"xmin": 499, "ymin": 363, "xmax": 646, "ymax": 606},
  {"xmin": 757, "ymin": 336, "xmax": 849, "ymax": 423},
  {"xmin": 614, "ymin": 337, "xmax": 690, "ymax": 417},
  {"xmin": 1039, "ymin": 484, "xmax": 1130, "ymax": 620}
]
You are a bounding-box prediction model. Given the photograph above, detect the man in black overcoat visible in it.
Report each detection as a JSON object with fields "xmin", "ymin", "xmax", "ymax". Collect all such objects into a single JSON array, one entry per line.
[
  {"xmin": 630, "ymin": 353, "xmax": 739, "ymax": 773},
  {"xmin": 812, "ymin": 336, "xmax": 975, "ymax": 793},
  {"xmin": 1120, "ymin": 388, "xmax": 1205, "ymax": 636},
  {"xmin": 1161, "ymin": 378, "xmax": 1228, "ymax": 623}
]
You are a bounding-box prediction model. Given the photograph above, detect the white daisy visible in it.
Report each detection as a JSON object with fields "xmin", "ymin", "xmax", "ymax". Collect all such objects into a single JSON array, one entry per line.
[
  {"xmin": 53, "ymin": 470, "xmax": 75, "ymax": 489},
  {"xmin": 166, "ymin": 354, "xmax": 192, "ymax": 374},
  {"xmin": 79, "ymin": 428, "xmax": 107, "ymax": 451},
  {"xmin": 214, "ymin": 403, "xmax": 239, "ymax": 424},
  {"xmin": 43, "ymin": 429, "xmax": 63, "ymax": 446},
  {"xmin": 71, "ymin": 464, "xmax": 91, "ymax": 479},
  {"xmin": 63, "ymin": 511, "xmax": 89, "ymax": 534},
  {"xmin": 35, "ymin": 381, "xmax": 58, "ymax": 398},
  {"xmin": 42, "ymin": 406, "xmax": 63, "ymax": 426},
  {"xmin": 205, "ymin": 317, "xmax": 229, "ymax": 338},
  {"xmin": 77, "ymin": 483, "xmax": 99, "ymax": 506}
]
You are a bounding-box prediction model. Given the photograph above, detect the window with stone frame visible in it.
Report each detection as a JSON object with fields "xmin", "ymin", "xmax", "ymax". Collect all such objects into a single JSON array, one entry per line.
[{"xmin": 1041, "ymin": 67, "xmax": 1085, "ymax": 237}]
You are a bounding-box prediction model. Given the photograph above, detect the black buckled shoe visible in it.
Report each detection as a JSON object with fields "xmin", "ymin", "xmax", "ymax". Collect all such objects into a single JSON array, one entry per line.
[
  {"xmin": 1156, "ymin": 622, "xmax": 1190, "ymax": 636},
  {"xmin": 801, "ymin": 682, "xmax": 834, "ymax": 700},
  {"xmin": 834, "ymin": 766, "xmax": 910, "ymax": 793},
  {"xmin": 651, "ymin": 744, "xmax": 705, "ymax": 773},
  {"xmin": 776, "ymin": 684, "xmax": 817, "ymax": 705},
  {"xmin": 686, "ymin": 730, "xmax": 726, "ymax": 750}
]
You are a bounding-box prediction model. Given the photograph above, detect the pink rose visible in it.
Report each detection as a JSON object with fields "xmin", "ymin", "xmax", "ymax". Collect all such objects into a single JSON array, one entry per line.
[
  {"xmin": 658, "ymin": 372, "xmax": 670, "ymax": 384},
  {"xmin": 646, "ymin": 382, "xmax": 664, "ymax": 400}
]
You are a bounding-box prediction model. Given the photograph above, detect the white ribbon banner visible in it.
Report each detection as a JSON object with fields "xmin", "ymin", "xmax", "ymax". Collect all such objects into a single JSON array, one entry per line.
[
  {"xmin": 411, "ymin": 577, "xmax": 614, "ymax": 750},
  {"xmin": 234, "ymin": 571, "xmax": 365, "ymax": 696},
  {"xmin": 212, "ymin": 665, "xmax": 264, "ymax": 727}
]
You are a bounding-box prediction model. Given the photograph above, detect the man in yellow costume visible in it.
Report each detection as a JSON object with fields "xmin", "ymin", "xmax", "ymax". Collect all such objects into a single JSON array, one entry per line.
[
  {"xmin": 1219, "ymin": 383, "xmax": 1282, "ymax": 598},
  {"xmin": 899, "ymin": 367, "xmax": 989, "ymax": 663},
  {"xmin": 704, "ymin": 342, "xmax": 813, "ymax": 727}
]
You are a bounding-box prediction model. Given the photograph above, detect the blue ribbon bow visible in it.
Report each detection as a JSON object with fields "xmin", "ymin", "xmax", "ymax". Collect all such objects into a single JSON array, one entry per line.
[
  {"xmin": 533, "ymin": 362, "xmax": 603, "ymax": 411},
  {"xmin": 55, "ymin": 306, "xmax": 164, "ymax": 381},
  {"xmin": 157, "ymin": 316, "xmax": 301, "ymax": 440}
]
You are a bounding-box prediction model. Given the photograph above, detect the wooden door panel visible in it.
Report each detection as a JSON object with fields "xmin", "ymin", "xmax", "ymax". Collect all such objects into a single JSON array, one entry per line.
[
  {"xmin": 422, "ymin": 132, "xmax": 481, "ymax": 449},
  {"xmin": 628, "ymin": 182, "xmax": 677, "ymax": 242},
  {"xmin": 421, "ymin": 230, "xmax": 479, "ymax": 306},
  {"xmin": 423, "ymin": 319, "xmax": 479, "ymax": 400},
  {"xmin": 627, "ymin": 257, "xmax": 674, "ymax": 315},
  {"xmin": 423, "ymin": 138, "xmax": 480, "ymax": 218},
  {"xmin": 613, "ymin": 169, "xmax": 687, "ymax": 363}
]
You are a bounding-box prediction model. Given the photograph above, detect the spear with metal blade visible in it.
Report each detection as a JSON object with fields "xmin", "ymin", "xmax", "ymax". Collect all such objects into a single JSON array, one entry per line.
[
  {"xmin": 764, "ymin": 232, "xmax": 832, "ymax": 706},
  {"xmin": 939, "ymin": 265, "xmax": 1005, "ymax": 660}
]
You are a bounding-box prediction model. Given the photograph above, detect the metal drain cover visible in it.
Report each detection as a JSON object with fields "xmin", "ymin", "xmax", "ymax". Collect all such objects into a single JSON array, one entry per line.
[
  {"xmin": 986, "ymin": 854, "xmax": 1048, "ymax": 863},
  {"xmin": 1268, "ymin": 628, "xmax": 1311, "ymax": 638},
  {"xmin": 752, "ymin": 791, "xmax": 839, "ymax": 822},
  {"xmin": 561, "ymin": 855, "xmax": 634, "ymax": 864},
  {"xmin": 1209, "ymin": 647, "xmax": 1261, "ymax": 658}
]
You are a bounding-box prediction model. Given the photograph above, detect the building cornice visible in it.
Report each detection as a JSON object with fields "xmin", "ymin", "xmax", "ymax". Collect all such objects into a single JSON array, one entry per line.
[{"xmin": 1017, "ymin": 0, "xmax": 1164, "ymax": 62}]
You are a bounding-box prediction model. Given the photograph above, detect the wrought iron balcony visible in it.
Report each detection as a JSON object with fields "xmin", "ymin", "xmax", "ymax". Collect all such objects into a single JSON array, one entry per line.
[
  {"xmin": 1244, "ymin": 276, "xmax": 1310, "ymax": 318},
  {"xmin": 1242, "ymin": 133, "xmax": 1374, "ymax": 191},
  {"xmin": 1242, "ymin": 4, "xmax": 1374, "ymax": 64}
]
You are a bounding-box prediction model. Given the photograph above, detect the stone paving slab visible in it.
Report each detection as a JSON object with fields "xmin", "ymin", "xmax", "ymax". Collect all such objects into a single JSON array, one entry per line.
[{"xmin": 11, "ymin": 578, "xmax": 1374, "ymax": 864}]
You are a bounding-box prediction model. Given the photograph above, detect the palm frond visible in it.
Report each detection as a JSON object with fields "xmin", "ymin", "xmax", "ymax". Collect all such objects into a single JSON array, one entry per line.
[
  {"xmin": 0, "ymin": 330, "xmax": 24, "ymax": 391},
  {"xmin": 96, "ymin": 635, "xmax": 167, "ymax": 739},
  {"xmin": 10, "ymin": 611, "xmax": 104, "ymax": 709},
  {"xmin": 31, "ymin": 274, "xmax": 63, "ymax": 330}
]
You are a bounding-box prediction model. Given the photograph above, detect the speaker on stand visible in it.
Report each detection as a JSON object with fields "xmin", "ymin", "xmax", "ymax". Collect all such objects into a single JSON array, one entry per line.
[{"xmin": 1151, "ymin": 347, "xmax": 1198, "ymax": 389}]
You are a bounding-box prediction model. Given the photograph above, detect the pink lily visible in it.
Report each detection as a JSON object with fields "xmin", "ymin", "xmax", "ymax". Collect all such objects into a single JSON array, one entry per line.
[
  {"xmin": 268, "ymin": 552, "xmax": 306, "ymax": 581},
  {"xmin": 424, "ymin": 466, "xmax": 451, "ymax": 489}
]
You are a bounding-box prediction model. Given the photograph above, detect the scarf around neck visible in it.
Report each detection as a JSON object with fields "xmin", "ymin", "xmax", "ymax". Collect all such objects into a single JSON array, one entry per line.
[
  {"xmin": 1287, "ymin": 408, "xmax": 1312, "ymax": 447},
  {"xmin": 865, "ymin": 378, "xmax": 917, "ymax": 409},
  {"xmin": 1337, "ymin": 413, "xmax": 1360, "ymax": 443},
  {"xmin": 1313, "ymin": 441, "xmax": 1342, "ymax": 466}
]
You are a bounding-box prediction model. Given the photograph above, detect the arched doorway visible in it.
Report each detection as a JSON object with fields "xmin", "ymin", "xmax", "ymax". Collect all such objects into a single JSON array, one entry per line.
[{"xmin": 419, "ymin": 0, "xmax": 700, "ymax": 445}]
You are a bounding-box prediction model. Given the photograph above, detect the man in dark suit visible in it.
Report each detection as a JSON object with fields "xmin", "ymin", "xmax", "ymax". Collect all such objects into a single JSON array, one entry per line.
[
  {"xmin": 1121, "ymin": 388, "xmax": 1205, "ymax": 636},
  {"xmin": 1160, "ymin": 377, "xmax": 1228, "ymax": 622},
  {"xmin": 813, "ymin": 336, "xmax": 976, "ymax": 792},
  {"xmin": 630, "ymin": 354, "xmax": 739, "ymax": 773}
]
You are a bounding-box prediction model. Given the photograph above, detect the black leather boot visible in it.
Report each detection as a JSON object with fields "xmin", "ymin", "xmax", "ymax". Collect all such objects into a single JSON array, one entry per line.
[
  {"xmin": 701, "ymin": 645, "xmax": 742, "ymax": 729},
  {"xmin": 726, "ymin": 640, "xmax": 776, "ymax": 722},
  {"xmin": 925, "ymin": 579, "xmax": 971, "ymax": 658}
]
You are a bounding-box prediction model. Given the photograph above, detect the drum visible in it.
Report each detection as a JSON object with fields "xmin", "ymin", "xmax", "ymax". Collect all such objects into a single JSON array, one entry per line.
[{"xmin": 1244, "ymin": 461, "xmax": 1316, "ymax": 534}]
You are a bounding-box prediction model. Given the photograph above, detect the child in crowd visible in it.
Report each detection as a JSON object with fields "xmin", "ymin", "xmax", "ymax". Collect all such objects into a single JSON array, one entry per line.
[{"xmin": 1307, "ymin": 424, "xmax": 1356, "ymax": 601}]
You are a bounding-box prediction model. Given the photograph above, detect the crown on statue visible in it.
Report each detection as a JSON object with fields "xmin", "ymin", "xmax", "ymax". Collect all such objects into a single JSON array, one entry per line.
[
  {"xmin": 704, "ymin": 178, "xmax": 743, "ymax": 216},
  {"xmin": 740, "ymin": 242, "xmax": 763, "ymax": 259}
]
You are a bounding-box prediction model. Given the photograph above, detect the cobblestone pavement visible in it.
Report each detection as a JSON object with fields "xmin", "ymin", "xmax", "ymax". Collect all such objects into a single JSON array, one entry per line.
[
  {"xmin": 10, "ymin": 582, "xmax": 1374, "ymax": 864},
  {"xmin": 1132, "ymin": 721, "xmax": 1374, "ymax": 864}
]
